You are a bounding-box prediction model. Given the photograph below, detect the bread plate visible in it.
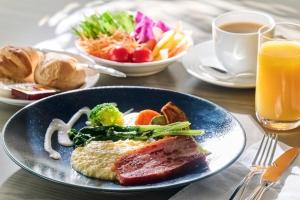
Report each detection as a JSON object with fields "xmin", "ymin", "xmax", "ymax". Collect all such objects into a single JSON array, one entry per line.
[{"xmin": 0, "ymin": 51, "xmax": 99, "ymax": 106}]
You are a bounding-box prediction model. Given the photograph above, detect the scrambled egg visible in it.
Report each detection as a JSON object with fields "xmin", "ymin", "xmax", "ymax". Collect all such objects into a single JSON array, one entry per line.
[{"xmin": 71, "ymin": 140, "xmax": 146, "ymax": 180}]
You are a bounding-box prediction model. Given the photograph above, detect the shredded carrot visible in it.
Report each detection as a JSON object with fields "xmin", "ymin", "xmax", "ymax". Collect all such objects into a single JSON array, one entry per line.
[
  {"xmin": 145, "ymin": 39, "xmax": 157, "ymax": 50},
  {"xmin": 135, "ymin": 109, "xmax": 160, "ymax": 125},
  {"xmin": 79, "ymin": 30, "xmax": 140, "ymax": 59}
]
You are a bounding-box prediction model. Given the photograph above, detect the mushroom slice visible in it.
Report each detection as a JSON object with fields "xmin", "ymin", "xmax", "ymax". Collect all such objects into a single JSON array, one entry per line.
[{"xmin": 161, "ymin": 101, "xmax": 188, "ymax": 123}]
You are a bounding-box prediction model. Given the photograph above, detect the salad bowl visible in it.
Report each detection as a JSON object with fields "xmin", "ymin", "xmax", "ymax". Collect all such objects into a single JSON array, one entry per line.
[
  {"xmin": 73, "ymin": 11, "xmax": 193, "ymax": 77},
  {"xmin": 76, "ymin": 41, "xmax": 187, "ymax": 76},
  {"xmin": 2, "ymin": 86, "xmax": 246, "ymax": 192}
]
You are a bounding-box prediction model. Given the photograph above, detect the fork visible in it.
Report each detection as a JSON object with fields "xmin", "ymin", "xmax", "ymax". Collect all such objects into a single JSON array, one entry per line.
[
  {"xmin": 245, "ymin": 181, "xmax": 274, "ymax": 200},
  {"xmin": 229, "ymin": 133, "xmax": 278, "ymax": 200}
]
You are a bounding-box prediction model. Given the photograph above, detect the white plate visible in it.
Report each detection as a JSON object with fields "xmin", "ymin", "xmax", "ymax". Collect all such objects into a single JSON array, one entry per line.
[
  {"xmin": 75, "ymin": 41, "xmax": 187, "ymax": 77},
  {"xmin": 181, "ymin": 40, "xmax": 256, "ymax": 89},
  {"xmin": 0, "ymin": 51, "xmax": 100, "ymax": 106}
]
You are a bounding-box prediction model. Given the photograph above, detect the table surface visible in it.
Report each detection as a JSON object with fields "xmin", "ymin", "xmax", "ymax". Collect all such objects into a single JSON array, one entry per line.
[{"xmin": 1, "ymin": 0, "xmax": 300, "ymax": 199}]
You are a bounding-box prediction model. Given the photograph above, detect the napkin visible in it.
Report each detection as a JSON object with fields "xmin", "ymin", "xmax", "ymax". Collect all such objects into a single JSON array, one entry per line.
[{"xmin": 170, "ymin": 113, "xmax": 300, "ymax": 200}]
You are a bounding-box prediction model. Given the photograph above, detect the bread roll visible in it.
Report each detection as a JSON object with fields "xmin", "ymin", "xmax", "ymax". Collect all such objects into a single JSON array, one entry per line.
[
  {"xmin": 0, "ymin": 46, "xmax": 40, "ymax": 81},
  {"xmin": 34, "ymin": 52, "xmax": 86, "ymax": 90}
]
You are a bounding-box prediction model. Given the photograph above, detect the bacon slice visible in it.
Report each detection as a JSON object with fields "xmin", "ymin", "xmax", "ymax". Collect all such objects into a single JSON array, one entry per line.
[
  {"xmin": 161, "ymin": 101, "xmax": 188, "ymax": 123},
  {"xmin": 114, "ymin": 136, "xmax": 206, "ymax": 185}
]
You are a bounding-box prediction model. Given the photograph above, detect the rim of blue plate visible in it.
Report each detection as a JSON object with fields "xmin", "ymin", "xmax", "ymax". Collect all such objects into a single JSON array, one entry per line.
[{"xmin": 1, "ymin": 86, "xmax": 246, "ymax": 192}]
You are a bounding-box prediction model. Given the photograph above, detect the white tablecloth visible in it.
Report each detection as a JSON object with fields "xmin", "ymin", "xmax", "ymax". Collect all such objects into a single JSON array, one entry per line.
[{"xmin": 170, "ymin": 114, "xmax": 300, "ymax": 200}]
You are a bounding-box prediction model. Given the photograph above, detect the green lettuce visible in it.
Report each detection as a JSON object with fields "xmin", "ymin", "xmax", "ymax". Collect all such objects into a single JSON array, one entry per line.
[{"xmin": 73, "ymin": 11, "xmax": 135, "ymax": 39}]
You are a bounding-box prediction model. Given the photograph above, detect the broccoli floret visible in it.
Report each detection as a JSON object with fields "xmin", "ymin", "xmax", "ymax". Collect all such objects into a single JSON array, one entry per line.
[{"xmin": 89, "ymin": 103, "xmax": 124, "ymax": 126}]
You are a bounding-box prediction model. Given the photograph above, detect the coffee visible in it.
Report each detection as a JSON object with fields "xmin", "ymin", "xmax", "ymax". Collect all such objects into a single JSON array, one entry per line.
[
  {"xmin": 219, "ymin": 22, "xmax": 263, "ymax": 33},
  {"xmin": 213, "ymin": 11, "xmax": 275, "ymax": 75}
]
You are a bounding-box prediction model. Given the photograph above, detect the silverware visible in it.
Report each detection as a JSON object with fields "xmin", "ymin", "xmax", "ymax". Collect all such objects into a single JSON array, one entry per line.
[
  {"xmin": 78, "ymin": 63, "xmax": 126, "ymax": 78},
  {"xmin": 200, "ymin": 64, "xmax": 255, "ymax": 81},
  {"xmin": 246, "ymin": 147, "xmax": 299, "ymax": 200},
  {"xmin": 36, "ymin": 48, "xmax": 126, "ymax": 78},
  {"xmin": 229, "ymin": 133, "xmax": 278, "ymax": 200}
]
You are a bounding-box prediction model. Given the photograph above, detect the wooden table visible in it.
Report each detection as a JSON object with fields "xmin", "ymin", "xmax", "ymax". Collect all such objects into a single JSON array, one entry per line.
[{"xmin": 1, "ymin": 0, "xmax": 300, "ymax": 199}]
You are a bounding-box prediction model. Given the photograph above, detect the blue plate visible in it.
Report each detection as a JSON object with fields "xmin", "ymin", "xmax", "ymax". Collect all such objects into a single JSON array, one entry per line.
[{"xmin": 2, "ymin": 86, "xmax": 246, "ymax": 192}]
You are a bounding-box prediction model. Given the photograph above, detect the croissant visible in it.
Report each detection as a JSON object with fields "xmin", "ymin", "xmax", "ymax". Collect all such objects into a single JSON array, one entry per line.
[
  {"xmin": 34, "ymin": 52, "xmax": 86, "ymax": 90},
  {"xmin": 0, "ymin": 46, "xmax": 41, "ymax": 81}
]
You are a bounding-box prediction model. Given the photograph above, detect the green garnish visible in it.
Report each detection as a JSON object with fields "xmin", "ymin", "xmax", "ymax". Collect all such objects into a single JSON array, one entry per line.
[
  {"xmin": 88, "ymin": 103, "xmax": 124, "ymax": 126},
  {"xmin": 68, "ymin": 121, "xmax": 205, "ymax": 147},
  {"xmin": 73, "ymin": 11, "xmax": 135, "ymax": 39}
]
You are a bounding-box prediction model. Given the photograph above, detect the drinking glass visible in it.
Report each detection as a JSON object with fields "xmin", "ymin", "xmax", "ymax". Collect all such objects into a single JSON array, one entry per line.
[{"xmin": 256, "ymin": 23, "xmax": 300, "ymax": 130}]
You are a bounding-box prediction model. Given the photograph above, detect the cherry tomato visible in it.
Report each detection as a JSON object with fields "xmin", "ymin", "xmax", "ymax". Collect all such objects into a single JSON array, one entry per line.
[
  {"xmin": 131, "ymin": 48, "xmax": 153, "ymax": 63},
  {"xmin": 109, "ymin": 46, "xmax": 130, "ymax": 62}
]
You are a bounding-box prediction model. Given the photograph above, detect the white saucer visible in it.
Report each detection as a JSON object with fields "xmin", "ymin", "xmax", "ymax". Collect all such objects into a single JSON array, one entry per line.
[
  {"xmin": 181, "ymin": 40, "xmax": 256, "ymax": 89},
  {"xmin": 0, "ymin": 51, "xmax": 100, "ymax": 106}
]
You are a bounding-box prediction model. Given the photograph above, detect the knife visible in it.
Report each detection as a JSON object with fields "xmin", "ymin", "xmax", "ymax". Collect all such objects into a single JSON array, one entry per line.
[
  {"xmin": 247, "ymin": 147, "xmax": 299, "ymax": 200},
  {"xmin": 36, "ymin": 48, "xmax": 127, "ymax": 78},
  {"xmin": 78, "ymin": 63, "xmax": 127, "ymax": 78},
  {"xmin": 262, "ymin": 147, "xmax": 299, "ymax": 182}
]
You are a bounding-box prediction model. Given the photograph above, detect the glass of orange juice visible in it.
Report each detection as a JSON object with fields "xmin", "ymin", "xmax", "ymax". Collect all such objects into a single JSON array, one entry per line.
[{"xmin": 256, "ymin": 23, "xmax": 300, "ymax": 130}]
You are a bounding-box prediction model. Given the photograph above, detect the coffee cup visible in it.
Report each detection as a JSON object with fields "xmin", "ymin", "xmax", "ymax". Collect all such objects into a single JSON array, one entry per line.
[{"xmin": 212, "ymin": 11, "xmax": 275, "ymax": 75}]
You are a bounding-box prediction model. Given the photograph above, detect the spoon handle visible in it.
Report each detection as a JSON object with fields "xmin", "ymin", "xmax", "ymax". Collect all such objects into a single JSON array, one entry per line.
[{"xmin": 200, "ymin": 64, "xmax": 255, "ymax": 80}]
